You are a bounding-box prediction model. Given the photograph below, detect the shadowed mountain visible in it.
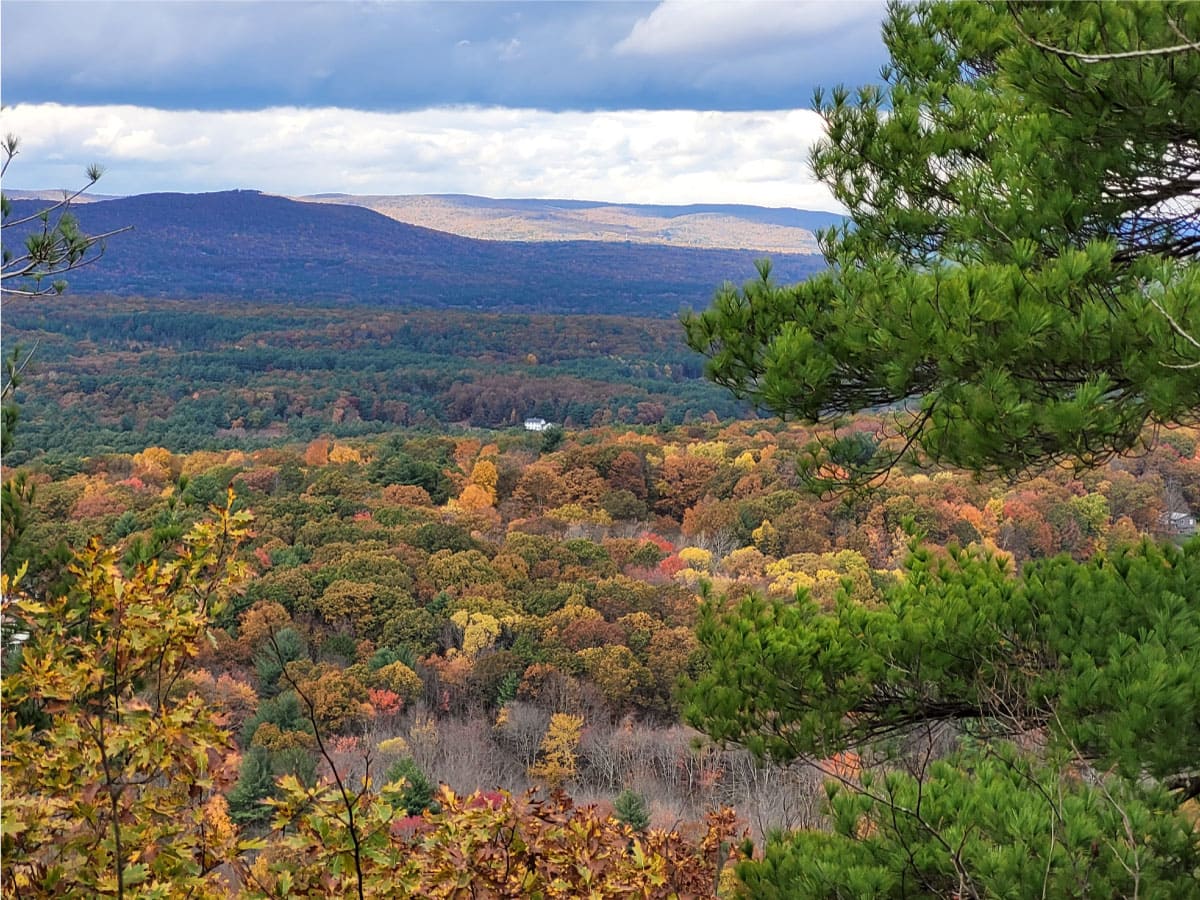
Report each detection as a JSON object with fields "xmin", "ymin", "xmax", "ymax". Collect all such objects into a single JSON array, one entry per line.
[
  {"xmin": 300, "ymin": 193, "xmax": 843, "ymax": 253},
  {"xmin": 7, "ymin": 191, "xmax": 825, "ymax": 316}
]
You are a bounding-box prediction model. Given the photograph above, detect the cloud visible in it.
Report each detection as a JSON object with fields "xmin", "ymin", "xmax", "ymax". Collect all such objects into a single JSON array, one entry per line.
[
  {"xmin": 2, "ymin": 103, "xmax": 841, "ymax": 210},
  {"xmin": 499, "ymin": 38, "xmax": 523, "ymax": 61},
  {"xmin": 616, "ymin": 0, "xmax": 884, "ymax": 57},
  {"xmin": 1, "ymin": 1, "xmax": 887, "ymax": 112}
]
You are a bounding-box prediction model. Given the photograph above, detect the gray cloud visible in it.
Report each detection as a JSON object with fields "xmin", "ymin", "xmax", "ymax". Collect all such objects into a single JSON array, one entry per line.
[
  {"xmin": 1, "ymin": 1, "xmax": 887, "ymax": 111},
  {"xmin": 1, "ymin": 2, "xmax": 889, "ymax": 204}
]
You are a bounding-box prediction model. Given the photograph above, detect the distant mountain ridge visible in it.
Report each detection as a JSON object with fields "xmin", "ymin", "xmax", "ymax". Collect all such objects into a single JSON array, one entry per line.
[
  {"xmin": 5, "ymin": 190, "xmax": 827, "ymax": 316},
  {"xmin": 4, "ymin": 189, "xmax": 122, "ymax": 204},
  {"xmin": 299, "ymin": 193, "xmax": 843, "ymax": 253}
]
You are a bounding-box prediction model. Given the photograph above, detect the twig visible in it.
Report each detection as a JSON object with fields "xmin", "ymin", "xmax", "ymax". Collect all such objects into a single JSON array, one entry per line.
[
  {"xmin": 1008, "ymin": 5, "xmax": 1200, "ymax": 63},
  {"xmin": 270, "ymin": 634, "xmax": 368, "ymax": 900},
  {"xmin": 1148, "ymin": 295, "xmax": 1200, "ymax": 369}
]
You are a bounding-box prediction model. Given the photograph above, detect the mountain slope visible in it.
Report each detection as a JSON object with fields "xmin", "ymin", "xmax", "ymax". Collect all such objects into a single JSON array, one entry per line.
[{"xmin": 7, "ymin": 191, "xmax": 825, "ymax": 316}]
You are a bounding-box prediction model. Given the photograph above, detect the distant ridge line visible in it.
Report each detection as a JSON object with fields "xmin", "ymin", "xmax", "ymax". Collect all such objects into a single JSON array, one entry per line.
[{"xmin": 297, "ymin": 192, "xmax": 842, "ymax": 252}]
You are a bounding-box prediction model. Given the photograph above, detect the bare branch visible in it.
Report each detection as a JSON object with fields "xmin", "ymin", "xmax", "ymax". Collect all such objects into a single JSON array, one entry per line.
[
  {"xmin": 269, "ymin": 633, "xmax": 368, "ymax": 900},
  {"xmin": 1008, "ymin": 6, "xmax": 1200, "ymax": 63},
  {"xmin": 2, "ymin": 177, "xmax": 102, "ymax": 230},
  {"xmin": 1148, "ymin": 295, "xmax": 1200, "ymax": 369},
  {"xmin": 1, "ymin": 134, "xmax": 19, "ymax": 180},
  {"xmin": 1, "ymin": 339, "xmax": 40, "ymax": 401}
]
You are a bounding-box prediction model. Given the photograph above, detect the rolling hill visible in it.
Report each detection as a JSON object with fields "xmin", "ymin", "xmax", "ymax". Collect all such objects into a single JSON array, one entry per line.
[{"xmin": 5, "ymin": 190, "xmax": 827, "ymax": 316}]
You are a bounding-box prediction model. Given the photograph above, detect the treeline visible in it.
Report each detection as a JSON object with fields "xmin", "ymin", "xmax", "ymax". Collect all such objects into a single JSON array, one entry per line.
[{"xmin": 3, "ymin": 296, "xmax": 748, "ymax": 461}]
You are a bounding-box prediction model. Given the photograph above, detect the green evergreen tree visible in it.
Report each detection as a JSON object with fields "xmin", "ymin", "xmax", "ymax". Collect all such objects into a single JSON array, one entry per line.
[
  {"xmin": 227, "ymin": 747, "xmax": 276, "ymax": 827},
  {"xmin": 253, "ymin": 627, "xmax": 307, "ymax": 696},
  {"xmin": 688, "ymin": 540, "xmax": 1200, "ymax": 779},
  {"xmin": 739, "ymin": 744, "xmax": 1198, "ymax": 899},
  {"xmin": 240, "ymin": 690, "xmax": 314, "ymax": 748},
  {"xmin": 686, "ymin": 538, "xmax": 1200, "ymax": 897},
  {"xmin": 613, "ymin": 789, "xmax": 650, "ymax": 833},
  {"xmin": 227, "ymin": 745, "xmax": 319, "ymax": 829},
  {"xmin": 1, "ymin": 135, "xmax": 124, "ymax": 302},
  {"xmin": 383, "ymin": 756, "xmax": 437, "ymax": 816},
  {"xmin": 684, "ymin": 0, "xmax": 1200, "ymax": 486}
]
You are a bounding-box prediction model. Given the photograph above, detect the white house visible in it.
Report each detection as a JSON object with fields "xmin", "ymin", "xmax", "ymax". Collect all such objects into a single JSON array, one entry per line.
[
  {"xmin": 523, "ymin": 417, "xmax": 552, "ymax": 432},
  {"xmin": 1160, "ymin": 510, "xmax": 1197, "ymax": 535}
]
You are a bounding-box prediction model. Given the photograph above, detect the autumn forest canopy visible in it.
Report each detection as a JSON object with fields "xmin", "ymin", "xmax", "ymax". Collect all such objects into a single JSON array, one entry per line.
[{"xmin": 3, "ymin": 1, "xmax": 1200, "ymax": 898}]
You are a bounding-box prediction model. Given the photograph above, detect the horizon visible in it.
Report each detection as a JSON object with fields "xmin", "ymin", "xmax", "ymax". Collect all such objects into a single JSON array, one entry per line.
[{"xmin": 4, "ymin": 184, "xmax": 839, "ymax": 215}]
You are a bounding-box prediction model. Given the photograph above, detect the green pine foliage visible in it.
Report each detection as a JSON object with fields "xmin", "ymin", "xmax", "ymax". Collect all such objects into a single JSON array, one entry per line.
[
  {"xmin": 681, "ymin": 3, "xmax": 1200, "ymax": 887},
  {"xmin": 687, "ymin": 539, "xmax": 1200, "ymax": 897},
  {"xmin": 252, "ymin": 628, "xmax": 306, "ymax": 696},
  {"xmin": 383, "ymin": 757, "xmax": 437, "ymax": 816},
  {"xmin": 683, "ymin": 0, "xmax": 1200, "ymax": 484},
  {"xmin": 687, "ymin": 539, "xmax": 1200, "ymax": 777},
  {"xmin": 227, "ymin": 748, "xmax": 276, "ymax": 827},
  {"xmin": 239, "ymin": 691, "xmax": 314, "ymax": 748},
  {"xmin": 742, "ymin": 744, "xmax": 1199, "ymax": 899},
  {"xmin": 1, "ymin": 135, "xmax": 118, "ymax": 303}
]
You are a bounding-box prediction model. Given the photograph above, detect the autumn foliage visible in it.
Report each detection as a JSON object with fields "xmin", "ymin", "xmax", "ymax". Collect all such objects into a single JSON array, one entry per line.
[
  {"xmin": 3, "ymin": 412, "xmax": 1198, "ymax": 897},
  {"xmin": 246, "ymin": 783, "xmax": 743, "ymax": 899},
  {"xmin": 2, "ymin": 492, "xmax": 254, "ymax": 898},
  {"xmin": 1, "ymin": 487, "xmax": 749, "ymax": 898}
]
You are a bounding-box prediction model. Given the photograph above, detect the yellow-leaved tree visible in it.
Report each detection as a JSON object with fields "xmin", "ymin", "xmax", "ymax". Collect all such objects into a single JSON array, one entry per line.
[
  {"xmin": 1, "ymin": 491, "xmax": 255, "ymax": 898},
  {"xmin": 527, "ymin": 712, "xmax": 584, "ymax": 790}
]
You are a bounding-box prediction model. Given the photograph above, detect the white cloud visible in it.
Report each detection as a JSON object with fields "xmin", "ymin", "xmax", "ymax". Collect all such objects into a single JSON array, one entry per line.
[
  {"xmin": 2, "ymin": 103, "xmax": 840, "ymax": 211},
  {"xmin": 616, "ymin": 0, "xmax": 884, "ymax": 57},
  {"xmin": 499, "ymin": 38, "xmax": 523, "ymax": 61}
]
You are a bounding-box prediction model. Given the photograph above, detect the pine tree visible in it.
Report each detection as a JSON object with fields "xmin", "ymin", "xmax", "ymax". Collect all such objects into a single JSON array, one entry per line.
[
  {"xmin": 686, "ymin": 535, "xmax": 1200, "ymax": 897},
  {"xmin": 682, "ymin": 2, "xmax": 1200, "ymax": 895},
  {"xmin": 683, "ymin": 0, "xmax": 1200, "ymax": 486},
  {"xmin": 1, "ymin": 135, "xmax": 126, "ymax": 302},
  {"xmin": 227, "ymin": 748, "xmax": 277, "ymax": 827},
  {"xmin": 383, "ymin": 756, "xmax": 437, "ymax": 816},
  {"xmin": 614, "ymin": 788, "xmax": 651, "ymax": 833}
]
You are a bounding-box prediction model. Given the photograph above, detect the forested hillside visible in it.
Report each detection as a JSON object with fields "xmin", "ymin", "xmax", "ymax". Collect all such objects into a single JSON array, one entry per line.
[
  {"xmin": 5, "ymin": 192, "xmax": 825, "ymax": 314},
  {"xmin": 299, "ymin": 193, "xmax": 841, "ymax": 252},
  {"xmin": 5, "ymin": 416, "xmax": 1196, "ymax": 870}
]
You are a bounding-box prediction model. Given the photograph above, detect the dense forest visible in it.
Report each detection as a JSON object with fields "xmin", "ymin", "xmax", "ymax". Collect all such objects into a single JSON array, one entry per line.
[
  {"xmin": 4, "ymin": 413, "xmax": 1198, "ymax": 894},
  {"xmin": 4, "ymin": 0, "xmax": 1200, "ymax": 897},
  {"xmin": 2, "ymin": 296, "xmax": 750, "ymax": 462}
]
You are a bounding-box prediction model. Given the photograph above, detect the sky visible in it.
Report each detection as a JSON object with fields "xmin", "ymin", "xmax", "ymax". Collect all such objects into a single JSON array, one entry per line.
[{"xmin": 0, "ymin": 1, "xmax": 888, "ymax": 209}]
